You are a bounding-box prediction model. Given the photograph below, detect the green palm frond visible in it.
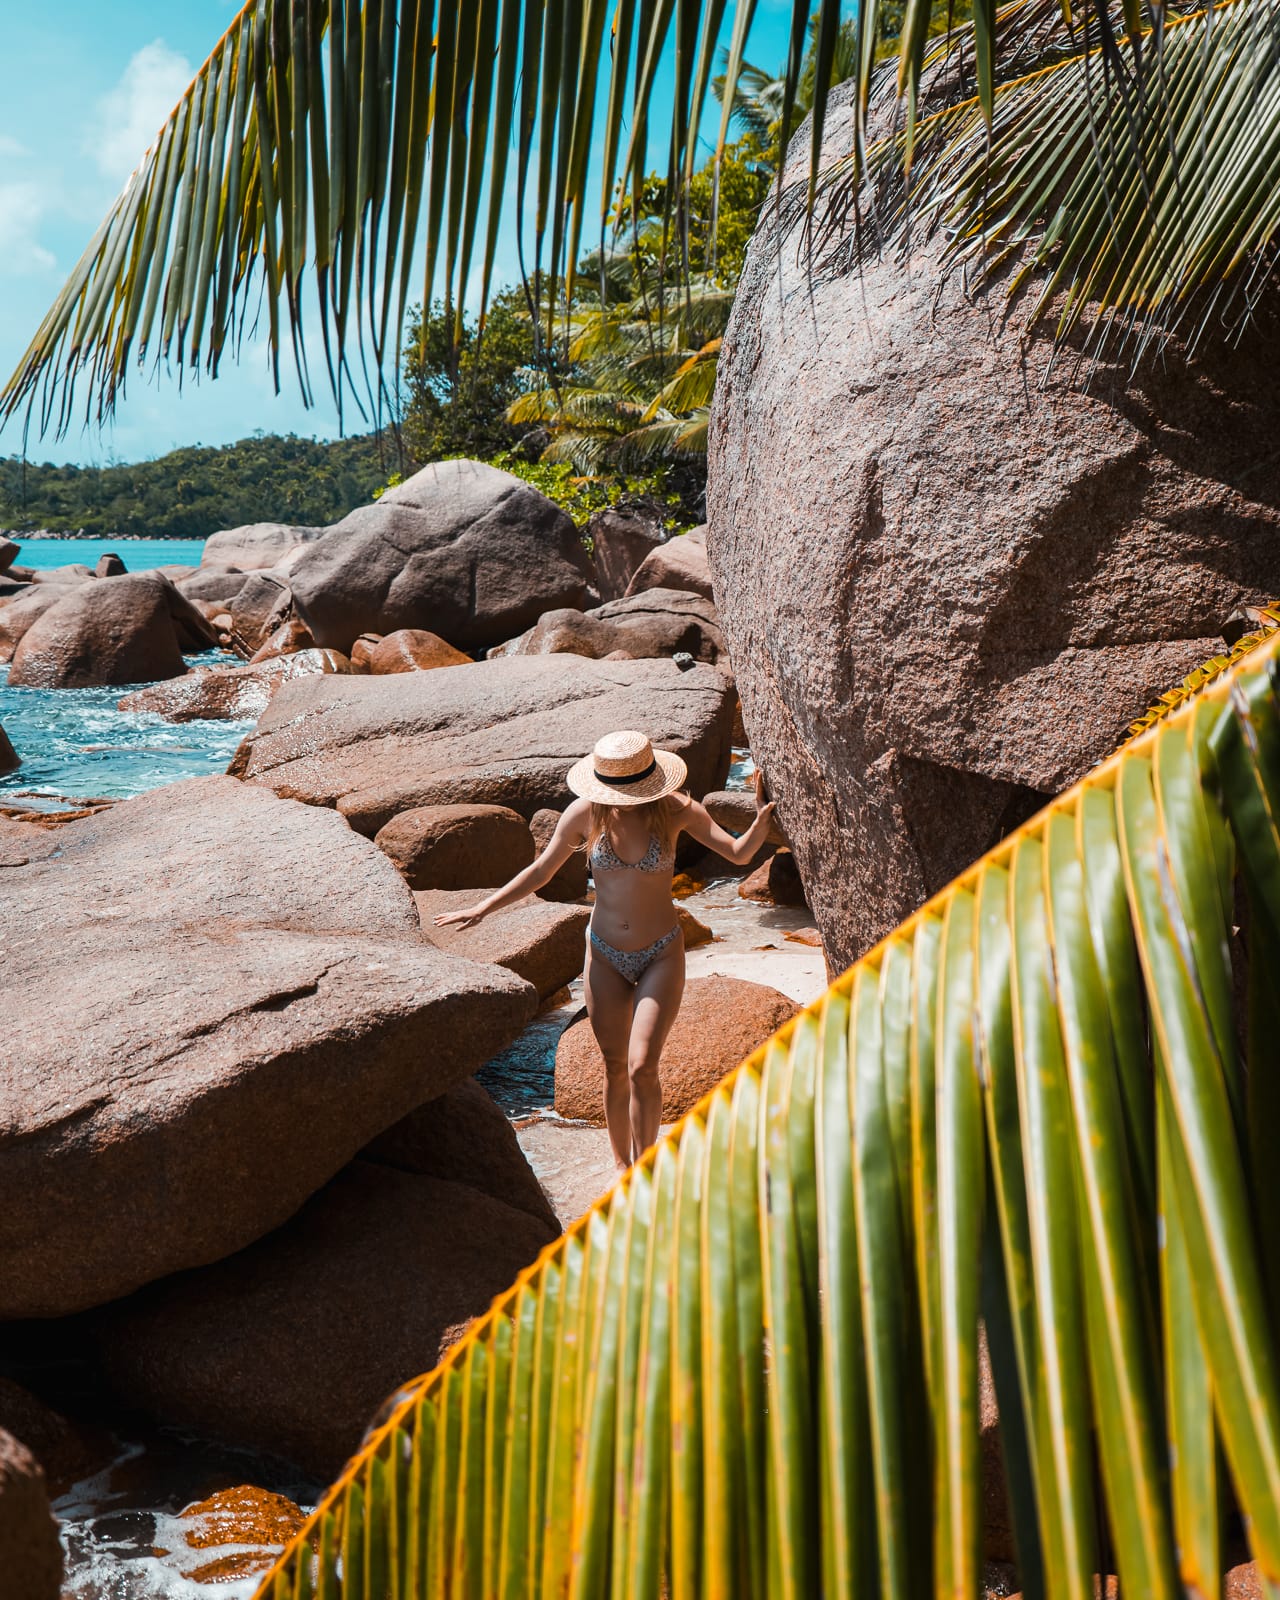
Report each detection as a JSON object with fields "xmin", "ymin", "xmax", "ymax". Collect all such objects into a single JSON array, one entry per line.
[
  {"xmin": 252, "ymin": 627, "xmax": 1280, "ymax": 1600},
  {"xmin": 11, "ymin": 0, "xmax": 1280, "ymax": 427},
  {"xmin": 642, "ymin": 340, "xmax": 722, "ymax": 419},
  {"xmin": 0, "ymin": 0, "xmax": 812, "ymax": 436}
]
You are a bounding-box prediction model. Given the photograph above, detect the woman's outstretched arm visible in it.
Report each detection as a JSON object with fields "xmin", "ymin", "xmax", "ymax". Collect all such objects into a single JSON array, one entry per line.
[
  {"xmin": 673, "ymin": 779, "xmax": 777, "ymax": 866},
  {"xmin": 433, "ymin": 799, "xmax": 591, "ymax": 929}
]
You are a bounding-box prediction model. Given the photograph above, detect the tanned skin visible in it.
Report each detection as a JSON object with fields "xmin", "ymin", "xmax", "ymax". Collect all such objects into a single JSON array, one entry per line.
[{"xmin": 436, "ymin": 775, "xmax": 776, "ymax": 1169}]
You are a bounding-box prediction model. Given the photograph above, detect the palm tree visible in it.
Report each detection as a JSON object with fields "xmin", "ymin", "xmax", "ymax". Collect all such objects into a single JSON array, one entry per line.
[
  {"xmin": 10, "ymin": 4, "xmax": 1280, "ymax": 1596},
  {"xmin": 245, "ymin": 621, "xmax": 1280, "ymax": 1599}
]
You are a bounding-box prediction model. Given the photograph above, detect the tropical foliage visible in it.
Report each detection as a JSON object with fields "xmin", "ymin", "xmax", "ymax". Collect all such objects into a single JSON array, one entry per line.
[
  {"xmin": 5, "ymin": 0, "xmax": 1279, "ymax": 438},
  {"xmin": 253, "ymin": 629, "xmax": 1280, "ymax": 1599},
  {"xmin": 0, "ymin": 432, "xmax": 388, "ymax": 539}
]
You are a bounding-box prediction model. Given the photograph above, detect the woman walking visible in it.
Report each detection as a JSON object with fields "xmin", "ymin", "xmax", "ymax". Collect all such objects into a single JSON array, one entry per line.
[{"xmin": 435, "ymin": 731, "xmax": 776, "ymax": 1170}]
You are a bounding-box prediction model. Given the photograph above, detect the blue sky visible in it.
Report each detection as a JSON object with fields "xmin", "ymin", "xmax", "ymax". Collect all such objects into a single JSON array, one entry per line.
[{"xmin": 0, "ymin": 1, "xmax": 797, "ymax": 468}]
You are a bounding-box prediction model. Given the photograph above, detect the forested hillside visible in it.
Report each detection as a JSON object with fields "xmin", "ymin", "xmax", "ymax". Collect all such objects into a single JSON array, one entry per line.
[{"xmin": 0, "ymin": 432, "xmax": 395, "ymax": 539}]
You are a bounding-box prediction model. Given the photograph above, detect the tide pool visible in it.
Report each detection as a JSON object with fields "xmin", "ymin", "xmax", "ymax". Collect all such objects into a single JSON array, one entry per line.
[{"xmin": 11, "ymin": 537, "xmax": 207, "ymax": 572}]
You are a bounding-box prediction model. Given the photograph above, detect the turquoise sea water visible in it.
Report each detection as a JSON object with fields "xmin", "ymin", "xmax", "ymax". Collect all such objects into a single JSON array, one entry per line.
[
  {"xmin": 12, "ymin": 536, "xmax": 208, "ymax": 573},
  {"xmin": 0, "ymin": 536, "xmax": 254, "ymax": 803}
]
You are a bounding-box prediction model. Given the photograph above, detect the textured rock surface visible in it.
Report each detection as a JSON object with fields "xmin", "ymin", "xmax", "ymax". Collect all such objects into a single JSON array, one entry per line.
[
  {"xmin": 496, "ymin": 587, "xmax": 726, "ymax": 665},
  {"xmin": 228, "ymin": 570, "xmax": 293, "ymax": 653},
  {"xmin": 95, "ymin": 552, "xmax": 126, "ymax": 578},
  {"xmin": 0, "ymin": 722, "xmax": 17, "ymax": 776},
  {"xmin": 625, "ymin": 526, "xmax": 713, "ymax": 599},
  {"xmin": 8, "ymin": 574, "xmax": 215, "ymax": 688},
  {"xmin": 529, "ymin": 807, "xmax": 589, "ymax": 901},
  {"xmin": 117, "ymin": 648, "xmax": 353, "ymax": 723},
  {"xmin": 0, "ymin": 1429, "xmax": 62, "ymax": 1600},
  {"xmin": 288, "ymin": 459, "xmax": 591, "ymax": 653},
  {"xmin": 0, "ymin": 584, "xmax": 97, "ymax": 664},
  {"xmin": 708, "ymin": 89, "xmax": 1280, "ymax": 969},
  {"xmin": 231, "ymin": 655, "xmax": 736, "ymax": 835},
  {"xmin": 201, "ymin": 523, "xmax": 325, "ymax": 571},
  {"xmin": 0, "ymin": 817, "xmax": 60, "ymax": 868},
  {"xmin": 97, "ymin": 1161, "xmax": 557, "ymax": 1475},
  {"xmin": 374, "ymin": 803, "xmax": 535, "ymax": 890},
  {"xmin": 418, "ymin": 890, "xmax": 590, "ymax": 999},
  {"xmin": 368, "ymin": 628, "xmax": 473, "ymax": 673},
  {"xmin": 554, "ymin": 974, "xmax": 797, "ymax": 1123},
  {"xmin": 0, "ymin": 776, "xmax": 536, "ymax": 1317},
  {"xmin": 587, "ymin": 504, "xmax": 668, "ymax": 601},
  {"xmin": 363, "ymin": 1077, "xmax": 558, "ymax": 1231}
]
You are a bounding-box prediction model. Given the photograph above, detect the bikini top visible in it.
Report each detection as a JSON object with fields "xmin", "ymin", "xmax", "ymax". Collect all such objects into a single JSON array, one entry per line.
[{"xmin": 590, "ymin": 831, "xmax": 674, "ymax": 875}]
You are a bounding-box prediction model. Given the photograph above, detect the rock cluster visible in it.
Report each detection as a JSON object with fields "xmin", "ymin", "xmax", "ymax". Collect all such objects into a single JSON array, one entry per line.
[{"xmin": 0, "ymin": 458, "xmax": 782, "ymax": 1492}]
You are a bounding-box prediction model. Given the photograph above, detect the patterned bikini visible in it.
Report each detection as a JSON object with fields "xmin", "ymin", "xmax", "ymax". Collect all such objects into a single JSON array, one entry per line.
[{"xmin": 588, "ymin": 831, "xmax": 680, "ymax": 984}]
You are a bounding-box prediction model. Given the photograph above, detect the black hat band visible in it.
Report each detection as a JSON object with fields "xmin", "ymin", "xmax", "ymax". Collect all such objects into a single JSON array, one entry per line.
[{"xmin": 594, "ymin": 758, "xmax": 658, "ymax": 786}]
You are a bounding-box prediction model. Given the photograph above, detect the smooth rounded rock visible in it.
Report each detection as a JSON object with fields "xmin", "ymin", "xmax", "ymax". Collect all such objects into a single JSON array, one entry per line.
[
  {"xmin": 117, "ymin": 648, "xmax": 353, "ymax": 723},
  {"xmin": 0, "ymin": 1429, "xmax": 62, "ymax": 1600},
  {"xmin": 0, "ymin": 584, "xmax": 84, "ymax": 664},
  {"xmin": 363, "ymin": 1076, "xmax": 558, "ymax": 1231},
  {"xmin": 554, "ymin": 973, "xmax": 798, "ymax": 1123},
  {"xmin": 702, "ymin": 788, "xmax": 788, "ymax": 848},
  {"xmin": 497, "ymin": 586, "xmax": 726, "ymax": 665},
  {"xmin": 9, "ymin": 573, "xmax": 216, "ymax": 688},
  {"xmin": 529, "ymin": 807, "xmax": 589, "ymax": 901},
  {"xmin": 418, "ymin": 889, "xmax": 590, "ymax": 999},
  {"xmin": 738, "ymin": 848, "xmax": 808, "ymax": 907},
  {"xmin": 201, "ymin": 523, "xmax": 325, "ymax": 571},
  {"xmin": 369, "ymin": 628, "xmax": 473, "ymax": 673},
  {"xmin": 94, "ymin": 552, "xmax": 126, "ymax": 578},
  {"xmin": 230, "ymin": 654, "xmax": 736, "ymax": 836},
  {"xmin": 587, "ymin": 503, "xmax": 667, "ymax": 601},
  {"xmin": 248, "ymin": 615, "xmax": 317, "ymax": 664},
  {"xmin": 288, "ymin": 459, "xmax": 592, "ymax": 653},
  {"xmin": 0, "ymin": 775, "xmax": 537, "ymax": 1317},
  {"xmin": 624, "ymin": 526, "xmax": 713, "ymax": 599},
  {"xmin": 96, "ymin": 1162, "xmax": 557, "ymax": 1476},
  {"xmin": 0, "ymin": 538, "xmax": 18, "ymax": 574},
  {"xmin": 227, "ymin": 570, "xmax": 293, "ymax": 654},
  {"xmin": 0, "ymin": 722, "xmax": 18, "ymax": 777},
  {"xmin": 374, "ymin": 803, "xmax": 535, "ymax": 891}
]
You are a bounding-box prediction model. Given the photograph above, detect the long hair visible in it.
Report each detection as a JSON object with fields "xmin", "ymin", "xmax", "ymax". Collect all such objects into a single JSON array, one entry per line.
[{"xmin": 580, "ymin": 795, "xmax": 681, "ymax": 859}]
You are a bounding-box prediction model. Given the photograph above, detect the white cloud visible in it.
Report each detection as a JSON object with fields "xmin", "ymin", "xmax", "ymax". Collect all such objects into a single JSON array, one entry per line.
[
  {"xmin": 0, "ymin": 180, "xmax": 55, "ymax": 275},
  {"xmin": 89, "ymin": 40, "xmax": 193, "ymax": 188}
]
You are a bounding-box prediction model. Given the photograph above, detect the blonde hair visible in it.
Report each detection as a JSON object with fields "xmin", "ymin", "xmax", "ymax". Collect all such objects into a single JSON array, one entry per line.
[{"xmin": 580, "ymin": 795, "xmax": 681, "ymax": 859}]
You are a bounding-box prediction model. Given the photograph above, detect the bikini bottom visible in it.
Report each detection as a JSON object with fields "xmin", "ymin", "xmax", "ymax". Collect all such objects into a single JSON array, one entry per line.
[{"xmin": 588, "ymin": 924, "xmax": 680, "ymax": 985}]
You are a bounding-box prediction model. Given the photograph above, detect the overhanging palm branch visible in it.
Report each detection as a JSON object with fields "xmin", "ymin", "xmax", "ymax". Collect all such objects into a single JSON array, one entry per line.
[
  {"xmin": 15, "ymin": 0, "xmax": 1280, "ymax": 434},
  {"xmin": 252, "ymin": 628, "xmax": 1280, "ymax": 1600},
  {"xmin": 824, "ymin": 0, "xmax": 1280, "ymax": 354}
]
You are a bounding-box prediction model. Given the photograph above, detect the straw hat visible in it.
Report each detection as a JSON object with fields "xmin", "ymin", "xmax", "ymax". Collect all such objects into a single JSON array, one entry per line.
[{"xmin": 566, "ymin": 730, "xmax": 688, "ymax": 806}]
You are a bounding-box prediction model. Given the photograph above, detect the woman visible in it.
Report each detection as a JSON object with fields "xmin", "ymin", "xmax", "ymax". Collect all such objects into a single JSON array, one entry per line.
[{"xmin": 434, "ymin": 730, "xmax": 776, "ymax": 1170}]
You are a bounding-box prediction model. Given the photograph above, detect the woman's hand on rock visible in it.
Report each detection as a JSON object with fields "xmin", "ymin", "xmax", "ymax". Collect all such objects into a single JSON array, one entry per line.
[
  {"xmin": 753, "ymin": 768, "xmax": 772, "ymax": 811},
  {"xmin": 434, "ymin": 907, "xmax": 485, "ymax": 929}
]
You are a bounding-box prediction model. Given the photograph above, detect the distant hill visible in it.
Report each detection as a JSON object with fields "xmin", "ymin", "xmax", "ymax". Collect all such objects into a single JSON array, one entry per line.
[{"xmin": 0, "ymin": 432, "xmax": 402, "ymax": 540}]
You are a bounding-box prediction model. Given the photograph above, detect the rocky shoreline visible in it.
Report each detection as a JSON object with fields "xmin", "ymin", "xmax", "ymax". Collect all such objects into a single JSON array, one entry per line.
[{"xmin": 0, "ymin": 458, "xmax": 820, "ymax": 1595}]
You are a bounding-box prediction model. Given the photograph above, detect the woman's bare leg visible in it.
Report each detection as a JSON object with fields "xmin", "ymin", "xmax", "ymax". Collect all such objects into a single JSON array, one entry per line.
[
  {"xmin": 583, "ymin": 944, "xmax": 636, "ymax": 1170},
  {"xmin": 627, "ymin": 937, "xmax": 686, "ymax": 1160}
]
